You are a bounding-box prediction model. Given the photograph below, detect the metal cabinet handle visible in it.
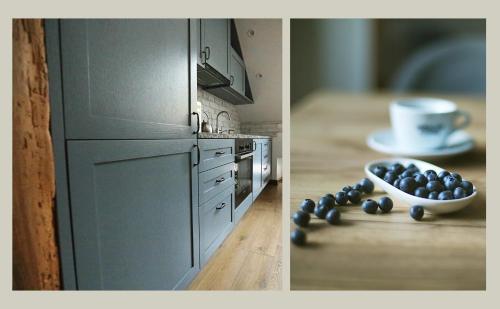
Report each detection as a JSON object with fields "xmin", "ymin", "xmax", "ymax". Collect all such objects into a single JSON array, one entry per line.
[
  {"xmin": 263, "ymin": 166, "xmax": 268, "ymax": 171},
  {"xmin": 192, "ymin": 112, "xmax": 200, "ymax": 134},
  {"xmin": 253, "ymin": 141, "xmax": 256, "ymax": 151},
  {"xmin": 230, "ymin": 75, "xmax": 234, "ymax": 86},
  {"xmin": 215, "ymin": 151, "xmax": 226, "ymax": 155},
  {"xmin": 216, "ymin": 202, "xmax": 226, "ymax": 210},
  {"xmin": 193, "ymin": 144, "xmax": 200, "ymax": 167},
  {"xmin": 215, "ymin": 177, "xmax": 225, "ymax": 184},
  {"xmin": 205, "ymin": 46, "xmax": 211, "ymax": 60}
]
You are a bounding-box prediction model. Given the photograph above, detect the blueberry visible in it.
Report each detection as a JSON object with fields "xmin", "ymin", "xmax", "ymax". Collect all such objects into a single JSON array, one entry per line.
[
  {"xmin": 293, "ymin": 211, "xmax": 311, "ymax": 227},
  {"xmin": 314, "ymin": 204, "xmax": 329, "ymax": 219},
  {"xmin": 388, "ymin": 163, "xmax": 405, "ymax": 175},
  {"xmin": 461, "ymin": 181, "xmax": 474, "ymax": 196},
  {"xmin": 300, "ymin": 199, "xmax": 315, "ymax": 213},
  {"xmin": 453, "ymin": 187, "xmax": 466, "ymax": 199},
  {"xmin": 407, "ymin": 163, "xmax": 417, "ymax": 170},
  {"xmin": 291, "ymin": 228, "xmax": 306, "ymax": 246},
  {"xmin": 347, "ymin": 189, "xmax": 362, "ymax": 204},
  {"xmin": 362, "ymin": 199, "xmax": 378, "ymax": 214},
  {"xmin": 384, "ymin": 171, "xmax": 398, "ymax": 184},
  {"xmin": 359, "ymin": 178, "xmax": 375, "ymax": 194},
  {"xmin": 444, "ymin": 176, "xmax": 461, "ymax": 191},
  {"xmin": 378, "ymin": 197, "xmax": 393, "ymax": 213},
  {"xmin": 414, "ymin": 187, "xmax": 429, "ymax": 198},
  {"xmin": 318, "ymin": 196, "xmax": 335, "ymax": 209},
  {"xmin": 438, "ymin": 170, "xmax": 450, "ymax": 181},
  {"xmin": 352, "ymin": 183, "xmax": 363, "ymax": 192},
  {"xmin": 372, "ymin": 165, "xmax": 387, "ymax": 178},
  {"xmin": 438, "ymin": 190, "xmax": 453, "ymax": 200},
  {"xmin": 401, "ymin": 170, "xmax": 414, "ymax": 178},
  {"xmin": 399, "ymin": 177, "xmax": 417, "ymax": 194},
  {"xmin": 451, "ymin": 172, "xmax": 462, "ymax": 182},
  {"xmin": 393, "ymin": 178, "xmax": 401, "ymax": 189},
  {"xmin": 325, "ymin": 193, "xmax": 335, "ymax": 200},
  {"xmin": 428, "ymin": 191, "xmax": 439, "ymax": 200},
  {"xmin": 335, "ymin": 191, "xmax": 348, "ymax": 206},
  {"xmin": 409, "ymin": 205, "xmax": 424, "ymax": 221},
  {"xmin": 342, "ymin": 185, "xmax": 353, "ymax": 192},
  {"xmin": 424, "ymin": 170, "xmax": 437, "ymax": 178},
  {"xmin": 326, "ymin": 208, "xmax": 341, "ymax": 225},
  {"xmin": 414, "ymin": 173, "xmax": 428, "ymax": 187},
  {"xmin": 426, "ymin": 173, "xmax": 439, "ymax": 182},
  {"xmin": 426, "ymin": 180, "xmax": 444, "ymax": 193}
]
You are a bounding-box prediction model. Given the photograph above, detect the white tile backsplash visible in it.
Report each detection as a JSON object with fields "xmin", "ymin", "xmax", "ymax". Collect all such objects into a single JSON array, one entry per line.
[
  {"xmin": 240, "ymin": 121, "xmax": 282, "ymax": 138},
  {"xmin": 197, "ymin": 87, "xmax": 241, "ymax": 133}
]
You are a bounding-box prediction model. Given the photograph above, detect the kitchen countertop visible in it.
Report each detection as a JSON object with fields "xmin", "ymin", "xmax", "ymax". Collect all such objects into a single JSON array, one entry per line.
[
  {"xmin": 198, "ymin": 132, "xmax": 271, "ymax": 139},
  {"xmin": 291, "ymin": 91, "xmax": 485, "ymax": 290}
]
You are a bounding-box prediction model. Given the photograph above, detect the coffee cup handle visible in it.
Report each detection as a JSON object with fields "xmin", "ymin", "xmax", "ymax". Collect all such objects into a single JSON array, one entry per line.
[{"xmin": 454, "ymin": 110, "xmax": 471, "ymax": 131}]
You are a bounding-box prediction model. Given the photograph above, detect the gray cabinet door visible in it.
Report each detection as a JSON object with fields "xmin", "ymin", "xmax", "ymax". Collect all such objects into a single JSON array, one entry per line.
[
  {"xmin": 229, "ymin": 49, "xmax": 245, "ymax": 95},
  {"xmin": 252, "ymin": 141, "xmax": 262, "ymax": 199},
  {"xmin": 200, "ymin": 19, "xmax": 230, "ymax": 79},
  {"xmin": 60, "ymin": 19, "xmax": 197, "ymax": 139},
  {"xmin": 67, "ymin": 139, "xmax": 199, "ymax": 290}
]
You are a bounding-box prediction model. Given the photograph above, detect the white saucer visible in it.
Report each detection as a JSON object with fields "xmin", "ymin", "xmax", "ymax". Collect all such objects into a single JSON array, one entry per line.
[{"xmin": 367, "ymin": 128, "xmax": 475, "ymax": 159}]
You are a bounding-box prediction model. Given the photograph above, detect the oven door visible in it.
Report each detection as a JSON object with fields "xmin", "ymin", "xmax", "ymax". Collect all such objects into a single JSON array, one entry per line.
[{"xmin": 234, "ymin": 152, "xmax": 253, "ymax": 208}]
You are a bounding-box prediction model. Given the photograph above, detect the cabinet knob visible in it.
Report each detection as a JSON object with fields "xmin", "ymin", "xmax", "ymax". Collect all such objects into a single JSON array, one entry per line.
[
  {"xmin": 216, "ymin": 202, "xmax": 226, "ymax": 210},
  {"xmin": 205, "ymin": 46, "xmax": 211, "ymax": 60},
  {"xmin": 215, "ymin": 177, "xmax": 225, "ymax": 184}
]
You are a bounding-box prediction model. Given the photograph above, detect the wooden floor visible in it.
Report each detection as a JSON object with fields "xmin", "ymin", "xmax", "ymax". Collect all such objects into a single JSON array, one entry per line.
[
  {"xmin": 290, "ymin": 92, "xmax": 486, "ymax": 290},
  {"xmin": 189, "ymin": 182, "xmax": 282, "ymax": 290}
]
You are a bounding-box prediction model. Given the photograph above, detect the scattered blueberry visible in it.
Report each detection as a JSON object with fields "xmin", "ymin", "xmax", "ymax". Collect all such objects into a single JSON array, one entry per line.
[
  {"xmin": 453, "ymin": 187, "xmax": 466, "ymax": 199},
  {"xmin": 300, "ymin": 199, "xmax": 315, "ymax": 213},
  {"xmin": 399, "ymin": 177, "xmax": 417, "ymax": 194},
  {"xmin": 325, "ymin": 193, "xmax": 335, "ymax": 200},
  {"xmin": 428, "ymin": 191, "xmax": 439, "ymax": 200},
  {"xmin": 293, "ymin": 211, "xmax": 311, "ymax": 227},
  {"xmin": 378, "ymin": 197, "xmax": 393, "ymax": 213},
  {"xmin": 384, "ymin": 171, "xmax": 398, "ymax": 184},
  {"xmin": 335, "ymin": 191, "xmax": 348, "ymax": 206},
  {"xmin": 414, "ymin": 174, "xmax": 428, "ymax": 187},
  {"xmin": 342, "ymin": 185, "xmax": 353, "ymax": 192},
  {"xmin": 414, "ymin": 187, "xmax": 429, "ymax": 198},
  {"xmin": 314, "ymin": 204, "xmax": 330, "ymax": 219},
  {"xmin": 426, "ymin": 180, "xmax": 444, "ymax": 193},
  {"xmin": 352, "ymin": 183, "xmax": 363, "ymax": 192},
  {"xmin": 347, "ymin": 189, "xmax": 362, "ymax": 204},
  {"xmin": 318, "ymin": 196, "xmax": 335, "ymax": 209},
  {"xmin": 460, "ymin": 181, "xmax": 474, "ymax": 196},
  {"xmin": 359, "ymin": 178, "xmax": 375, "ymax": 194},
  {"xmin": 291, "ymin": 228, "xmax": 306, "ymax": 246},
  {"xmin": 373, "ymin": 165, "xmax": 387, "ymax": 178},
  {"xmin": 362, "ymin": 199, "xmax": 379, "ymax": 214},
  {"xmin": 326, "ymin": 208, "xmax": 341, "ymax": 225},
  {"xmin": 438, "ymin": 190, "xmax": 453, "ymax": 200},
  {"xmin": 409, "ymin": 205, "xmax": 424, "ymax": 221}
]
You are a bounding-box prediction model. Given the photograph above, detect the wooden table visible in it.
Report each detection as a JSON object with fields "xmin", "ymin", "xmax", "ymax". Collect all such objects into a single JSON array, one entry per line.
[{"xmin": 290, "ymin": 92, "xmax": 486, "ymax": 290}]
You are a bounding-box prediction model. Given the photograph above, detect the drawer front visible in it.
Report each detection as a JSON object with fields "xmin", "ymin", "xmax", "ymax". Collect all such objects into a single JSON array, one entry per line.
[
  {"xmin": 199, "ymin": 163, "xmax": 235, "ymax": 204},
  {"xmin": 200, "ymin": 188, "xmax": 233, "ymax": 255},
  {"xmin": 199, "ymin": 139, "xmax": 235, "ymax": 172},
  {"xmin": 262, "ymin": 140, "xmax": 271, "ymax": 157}
]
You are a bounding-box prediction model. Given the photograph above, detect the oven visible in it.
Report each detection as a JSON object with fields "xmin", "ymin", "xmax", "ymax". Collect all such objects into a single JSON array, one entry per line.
[{"xmin": 234, "ymin": 138, "xmax": 253, "ymax": 208}]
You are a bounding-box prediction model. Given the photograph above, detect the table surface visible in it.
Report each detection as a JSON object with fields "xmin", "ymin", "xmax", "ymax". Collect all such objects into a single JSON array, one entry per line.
[{"xmin": 290, "ymin": 92, "xmax": 486, "ymax": 290}]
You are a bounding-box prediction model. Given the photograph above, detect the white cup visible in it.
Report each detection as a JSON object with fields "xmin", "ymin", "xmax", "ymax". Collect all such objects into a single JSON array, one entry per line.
[{"xmin": 389, "ymin": 98, "xmax": 470, "ymax": 150}]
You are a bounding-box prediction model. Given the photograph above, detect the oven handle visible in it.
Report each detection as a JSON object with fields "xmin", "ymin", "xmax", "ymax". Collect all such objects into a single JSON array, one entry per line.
[{"xmin": 235, "ymin": 152, "xmax": 253, "ymax": 161}]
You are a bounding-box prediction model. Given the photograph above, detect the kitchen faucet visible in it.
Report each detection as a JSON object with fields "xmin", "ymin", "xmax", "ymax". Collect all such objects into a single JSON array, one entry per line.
[{"xmin": 216, "ymin": 111, "xmax": 231, "ymax": 133}]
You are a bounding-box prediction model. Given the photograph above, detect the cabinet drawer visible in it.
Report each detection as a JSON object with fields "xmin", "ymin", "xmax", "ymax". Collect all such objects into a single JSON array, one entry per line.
[
  {"xmin": 199, "ymin": 139, "xmax": 235, "ymax": 172},
  {"xmin": 199, "ymin": 163, "xmax": 235, "ymax": 204},
  {"xmin": 262, "ymin": 161, "xmax": 271, "ymax": 181},
  {"xmin": 262, "ymin": 141, "xmax": 271, "ymax": 157},
  {"xmin": 200, "ymin": 187, "xmax": 233, "ymax": 263}
]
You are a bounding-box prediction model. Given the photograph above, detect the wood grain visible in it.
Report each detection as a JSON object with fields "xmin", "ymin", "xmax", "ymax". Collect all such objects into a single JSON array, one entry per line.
[
  {"xmin": 13, "ymin": 19, "xmax": 60, "ymax": 290},
  {"xmin": 189, "ymin": 183, "xmax": 282, "ymax": 290},
  {"xmin": 290, "ymin": 92, "xmax": 485, "ymax": 290}
]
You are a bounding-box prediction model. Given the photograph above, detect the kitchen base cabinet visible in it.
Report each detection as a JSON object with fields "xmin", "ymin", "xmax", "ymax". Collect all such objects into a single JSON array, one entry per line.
[
  {"xmin": 252, "ymin": 139, "xmax": 272, "ymax": 201},
  {"xmin": 66, "ymin": 139, "xmax": 199, "ymax": 290}
]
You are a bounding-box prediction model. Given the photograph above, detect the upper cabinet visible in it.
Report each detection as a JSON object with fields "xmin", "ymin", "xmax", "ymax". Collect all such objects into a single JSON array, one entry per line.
[
  {"xmin": 197, "ymin": 19, "xmax": 254, "ymax": 105},
  {"xmin": 59, "ymin": 19, "xmax": 198, "ymax": 140}
]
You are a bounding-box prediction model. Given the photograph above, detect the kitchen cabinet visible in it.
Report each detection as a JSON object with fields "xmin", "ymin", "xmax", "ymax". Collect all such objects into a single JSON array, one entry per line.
[
  {"xmin": 229, "ymin": 48, "xmax": 245, "ymax": 95},
  {"xmin": 253, "ymin": 139, "xmax": 272, "ymax": 201},
  {"xmin": 59, "ymin": 19, "xmax": 197, "ymax": 140},
  {"xmin": 199, "ymin": 19, "xmax": 230, "ymax": 79},
  {"xmin": 66, "ymin": 140, "xmax": 200, "ymax": 290}
]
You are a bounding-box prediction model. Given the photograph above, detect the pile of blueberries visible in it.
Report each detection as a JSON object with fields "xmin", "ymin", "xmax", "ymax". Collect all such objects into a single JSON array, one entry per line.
[
  {"xmin": 291, "ymin": 177, "xmax": 387, "ymax": 246},
  {"xmin": 372, "ymin": 162, "xmax": 474, "ymax": 200}
]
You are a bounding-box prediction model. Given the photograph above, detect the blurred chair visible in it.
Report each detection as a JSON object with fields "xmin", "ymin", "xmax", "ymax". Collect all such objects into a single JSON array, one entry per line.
[{"xmin": 391, "ymin": 37, "xmax": 486, "ymax": 96}]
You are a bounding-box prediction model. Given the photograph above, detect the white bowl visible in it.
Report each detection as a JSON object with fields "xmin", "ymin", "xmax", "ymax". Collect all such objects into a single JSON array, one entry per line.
[{"xmin": 364, "ymin": 157, "xmax": 477, "ymax": 214}]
